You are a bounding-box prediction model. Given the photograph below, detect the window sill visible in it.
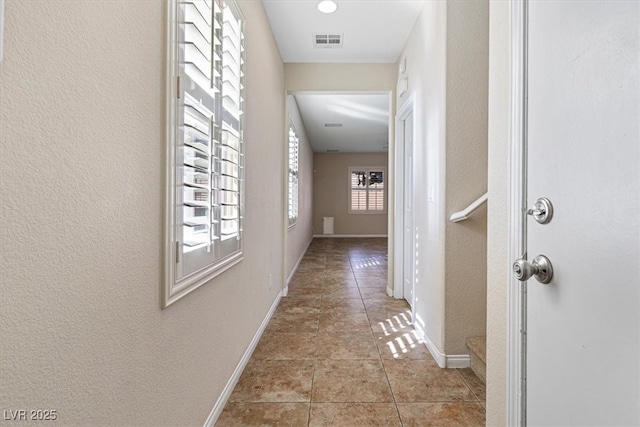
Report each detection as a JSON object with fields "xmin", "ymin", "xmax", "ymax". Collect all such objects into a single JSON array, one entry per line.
[{"xmin": 163, "ymin": 252, "xmax": 244, "ymax": 308}]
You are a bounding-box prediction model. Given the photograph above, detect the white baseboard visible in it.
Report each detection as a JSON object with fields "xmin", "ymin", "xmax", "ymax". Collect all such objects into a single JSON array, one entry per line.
[
  {"xmin": 203, "ymin": 290, "xmax": 283, "ymax": 426},
  {"xmin": 414, "ymin": 326, "xmax": 471, "ymax": 369},
  {"xmin": 446, "ymin": 354, "xmax": 471, "ymax": 368},
  {"xmin": 421, "ymin": 332, "xmax": 447, "ymax": 368},
  {"xmin": 313, "ymin": 234, "xmax": 388, "ymax": 238},
  {"xmin": 285, "ymin": 236, "xmax": 313, "ymax": 287},
  {"xmin": 386, "ymin": 286, "xmax": 393, "ymax": 297}
]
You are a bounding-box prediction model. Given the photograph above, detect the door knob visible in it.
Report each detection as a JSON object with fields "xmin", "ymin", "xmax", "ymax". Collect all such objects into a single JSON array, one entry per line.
[{"xmin": 513, "ymin": 255, "xmax": 553, "ymax": 284}]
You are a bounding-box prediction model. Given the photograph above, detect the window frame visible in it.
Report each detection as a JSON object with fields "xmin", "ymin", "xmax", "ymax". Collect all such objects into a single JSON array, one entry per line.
[
  {"xmin": 163, "ymin": 0, "xmax": 245, "ymax": 308},
  {"xmin": 287, "ymin": 120, "xmax": 299, "ymax": 228},
  {"xmin": 348, "ymin": 166, "xmax": 387, "ymax": 215}
]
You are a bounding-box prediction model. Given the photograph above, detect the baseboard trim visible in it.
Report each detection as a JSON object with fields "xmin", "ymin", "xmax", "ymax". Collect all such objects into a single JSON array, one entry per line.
[
  {"xmin": 446, "ymin": 354, "xmax": 471, "ymax": 368},
  {"xmin": 422, "ymin": 333, "xmax": 447, "ymax": 368},
  {"xmin": 203, "ymin": 290, "xmax": 283, "ymax": 426},
  {"xmin": 285, "ymin": 236, "xmax": 313, "ymax": 287},
  {"xmin": 412, "ymin": 324, "xmax": 447, "ymax": 368},
  {"xmin": 386, "ymin": 286, "xmax": 393, "ymax": 297},
  {"xmin": 312, "ymin": 234, "xmax": 388, "ymax": 238},
  {"xmin": 414, "ymin": 327, "xmax": 472, "ymax": 369}
]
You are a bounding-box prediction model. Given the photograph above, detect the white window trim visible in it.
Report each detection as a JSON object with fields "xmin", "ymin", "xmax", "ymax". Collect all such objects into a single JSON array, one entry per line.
[
  {"xmin": 163, "ymin": 0, "xmax": 245, "ymax": 308},
  {"xmin": 348, "ymin": 166, "xmax": 387, "ymax": 215},
  {"xmin": 288, "ymin": 120, "xmax": 299, "ymax": 229}
]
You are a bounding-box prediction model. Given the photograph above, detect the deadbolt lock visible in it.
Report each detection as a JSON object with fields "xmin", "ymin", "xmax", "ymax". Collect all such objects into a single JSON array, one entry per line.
[{"xmin": 527, "ymin": 197, "xmax": 553, "ymax": 224}]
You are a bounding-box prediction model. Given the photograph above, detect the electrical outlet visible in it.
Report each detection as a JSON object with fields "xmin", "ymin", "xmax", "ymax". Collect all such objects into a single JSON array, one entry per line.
[{"xmin": 268, "ymin": 273, "xmax": 273, "ymax": 289}]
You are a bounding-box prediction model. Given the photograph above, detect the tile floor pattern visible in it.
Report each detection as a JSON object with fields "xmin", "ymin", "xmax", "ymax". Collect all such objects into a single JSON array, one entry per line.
[{"xmin": 217, "ymin": 238, "xmax": 485, "ymax": 426}]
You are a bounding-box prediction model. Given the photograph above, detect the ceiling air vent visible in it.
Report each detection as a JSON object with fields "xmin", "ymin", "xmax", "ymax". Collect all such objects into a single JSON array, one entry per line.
[
  {"xmin": 324, "ymin": 123, "xmax": 343, "ymax": 128},
  {"xmin": 326, "ymin": 149, "xmax": 340, "ymax": 153},
  {"xmin": 314, "ymin": 34, "xmax": 343, "ymax": 49}
]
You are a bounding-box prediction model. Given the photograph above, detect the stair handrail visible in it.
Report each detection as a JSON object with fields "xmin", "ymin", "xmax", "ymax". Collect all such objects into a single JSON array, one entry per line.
[{"xmin": 450, "ymin": 192, "xmax": 488, "ymax": 223}]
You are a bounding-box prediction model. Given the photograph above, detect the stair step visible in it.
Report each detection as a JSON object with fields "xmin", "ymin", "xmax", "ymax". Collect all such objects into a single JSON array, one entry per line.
[{"xmin": 466, "ymin": 336, "xmax": 486, "ymax": 384}]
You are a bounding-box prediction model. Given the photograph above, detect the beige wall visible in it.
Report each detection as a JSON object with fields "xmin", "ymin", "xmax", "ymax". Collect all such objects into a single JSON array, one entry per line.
[
  {"xmin": 397, "ymin": 0, "xmax": 488, "ymax": 359},
  {"xmin": 285, "ymin": 63, "xmax": 397, "ymax": 93},
  {"xmin": 0, "ymin": 1, "xmax": 285, "ymax": 425},
  {"xmin": 444, "ymin": 0, "xmax": 489, "ymax": 355},
  {"xmin": 313, "ymin": 153, "xmax": 389, "ymax": 236},
  {"xmin": 486, "ymin": 0, "xmax": 510, "ymax": 424},
  {"xmin": 285, "ymin": 95, "xmax": 314, "ymax": 281}
]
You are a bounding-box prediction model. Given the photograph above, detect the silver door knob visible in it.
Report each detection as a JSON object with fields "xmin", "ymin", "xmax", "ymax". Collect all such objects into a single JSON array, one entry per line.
[{"xmin": 513, "ymin": 255, "xmax": 553, "ymax": 284}]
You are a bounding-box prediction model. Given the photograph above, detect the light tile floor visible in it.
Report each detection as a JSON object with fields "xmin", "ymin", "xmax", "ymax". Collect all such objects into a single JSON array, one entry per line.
[{"xmin": 217, "ymin": 238, "xmax": 486, "ymax": 426}]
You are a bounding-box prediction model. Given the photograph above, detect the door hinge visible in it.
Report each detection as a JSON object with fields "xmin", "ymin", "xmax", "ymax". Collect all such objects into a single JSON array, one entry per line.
[
  {"xmin": 176, "ymin": 241, "xmax": 180, "ymax": 263},
  {"xmin": 176, "ymin": 75, "xmax": 181, "ymax": 99}
]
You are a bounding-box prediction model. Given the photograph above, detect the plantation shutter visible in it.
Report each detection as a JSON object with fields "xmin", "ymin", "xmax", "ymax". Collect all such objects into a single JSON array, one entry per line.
[
  {"xmin": 348, "ymin": 167, "xmax": 386, "ymax": 214},
  {"xmin": 173, "ymin": 0, "xmax": 244, "ymax": 285},
  {"xmin": 288, "ymin": 123, "xmax": 299, "ymax": 226}
]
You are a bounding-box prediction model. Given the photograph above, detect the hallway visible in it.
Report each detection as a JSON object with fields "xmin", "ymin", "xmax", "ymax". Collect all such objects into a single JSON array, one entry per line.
[{"xmin": 217, "ymin": 238, "xmax": 485, "ymax": 426}]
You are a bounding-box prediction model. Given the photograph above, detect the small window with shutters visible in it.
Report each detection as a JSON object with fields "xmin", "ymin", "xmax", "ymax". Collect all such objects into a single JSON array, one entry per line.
[
  {"xmin": 164, "ymin": 0, "xmax": 245, "ymax": 307},
  {"xmin": 348, "ymin": 167, "xmax": 387, "ymax": 214}
]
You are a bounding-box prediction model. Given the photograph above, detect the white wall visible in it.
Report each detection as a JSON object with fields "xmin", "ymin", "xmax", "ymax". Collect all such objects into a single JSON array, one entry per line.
[
  {"xmin": 285, "ymin": 95, "xmax": 314, "ymax": 283},
  {"xmin": 486, "ymin": 0, "xmax": 509, "ymax": 424},
  {"xmin": 0, "ymin": 1, "xmax": 285, "ymax": 425},
  {"xmin": 396, "ymin": 0, "xmax": 448, "ymax": 359},
  {"xmin": 396, "ymin": 0, "xmax": 489, "ymax": 361}
]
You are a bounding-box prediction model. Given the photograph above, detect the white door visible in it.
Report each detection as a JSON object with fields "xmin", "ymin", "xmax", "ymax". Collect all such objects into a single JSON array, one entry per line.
[
  {"xmin": 403, "ymin": 112, "xmax": 415, "ymax": 307},
  {"xmin": 525, "ymin": 1, "xmax": 639, "ymax": 425}
]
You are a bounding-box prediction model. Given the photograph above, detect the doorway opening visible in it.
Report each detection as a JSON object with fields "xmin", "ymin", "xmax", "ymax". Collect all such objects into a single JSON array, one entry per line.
[{"xmin": 283, "ymin": 91, "xmax": 394, "ymax": 294}]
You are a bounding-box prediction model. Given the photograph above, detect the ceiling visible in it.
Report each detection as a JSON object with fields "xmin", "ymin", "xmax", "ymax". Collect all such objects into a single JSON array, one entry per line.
[
  {"xmin": 294, "ymin": 93, "xmax": 389, "ymax": 153},
  {"xmin": 262, "ymin": 0, "xmax": 425, "ymax": 63},
  {"xmin": 263, "ymin": 1, "xmax": 424, "ymax": 152}
]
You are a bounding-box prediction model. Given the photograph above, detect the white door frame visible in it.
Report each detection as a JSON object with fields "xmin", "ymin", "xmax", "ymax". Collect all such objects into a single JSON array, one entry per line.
[
  {"xmin": 393, "ymin": 93, "xmax": 416, "ymax": 301},
  {"xmin": 507, "ymin": 1, "xmax": 527, "ymax": 425}
]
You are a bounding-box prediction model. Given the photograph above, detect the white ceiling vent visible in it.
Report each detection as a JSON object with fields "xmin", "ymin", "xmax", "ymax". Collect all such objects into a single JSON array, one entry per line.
[{"xmin": 314, "ymin": 34, "xmax": 343, "ymax": 49}]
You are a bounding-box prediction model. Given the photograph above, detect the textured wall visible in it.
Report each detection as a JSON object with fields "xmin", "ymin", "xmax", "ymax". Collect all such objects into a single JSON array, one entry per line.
[
  {"xmin": 0, "ymin": 0, "xmax": 285, "ymax": 425},
  {"xmin": 285, "ymin": 95, "xmax": 314, "ymax": 280},
  {"xmin": 285, "ymin": 63, "xmax": 397, "ymax": 93},
  {"xmin": 486, "ymin": 1, "xmax": 510, "ymax": 424},
  {"xmin": 443, "ymin": 0, "xmax": 489, "ymax": 355},
  {"xmin": 313, "ymin": 153, "xmax": 389, "ymax": 236}
]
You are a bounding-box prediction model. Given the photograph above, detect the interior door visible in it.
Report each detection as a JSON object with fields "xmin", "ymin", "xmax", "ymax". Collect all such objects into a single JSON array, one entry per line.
[
  {"xmin": 403, "ymin": 112, "xmax": 415, "ymax": 307},
  {"xmin": 525, "ymin": 1, "xmax": 639, "ymax": 424}
]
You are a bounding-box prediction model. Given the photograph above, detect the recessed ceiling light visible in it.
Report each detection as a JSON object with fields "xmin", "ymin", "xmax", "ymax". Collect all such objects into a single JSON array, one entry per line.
[{"xmin": 317, "ymin": 0, "xmax": 338, "ymax": 14}]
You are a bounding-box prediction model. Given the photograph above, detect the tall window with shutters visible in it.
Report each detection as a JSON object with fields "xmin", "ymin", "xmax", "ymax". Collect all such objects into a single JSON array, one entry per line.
[
  {"xmin": 164, "ymin": 0, "xmax": 245, "ymax": 307},
  {"xmin": 288, "ymin": 122, "xmax": 299, "ymax": 227},
  {"xmin": 348, "ymin": 167, "xmax": 387, "ymax": 214}
]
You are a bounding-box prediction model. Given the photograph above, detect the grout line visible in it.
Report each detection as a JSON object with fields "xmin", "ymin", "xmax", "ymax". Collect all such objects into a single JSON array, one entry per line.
[
  {"xmin": 455, "ymin": 369, "xmax": 485, "ymax": 405},
  {"xmin": 307, "ymin": 251, "xmax": 323, "ymax": 427}
]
